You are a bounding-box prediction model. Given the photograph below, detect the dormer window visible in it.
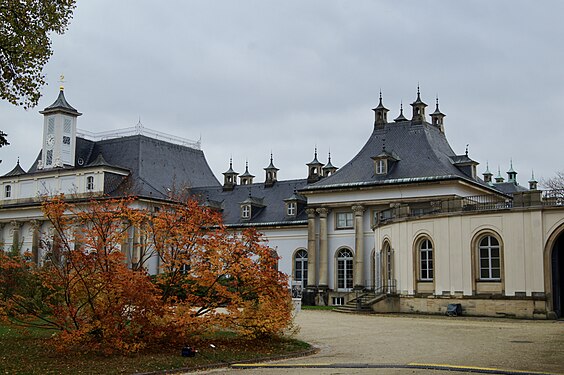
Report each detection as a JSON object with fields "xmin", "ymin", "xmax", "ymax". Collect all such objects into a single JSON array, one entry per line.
[
  {"xmin": 5, "ymin": 185, "xmax": 11, "ymax": 198},
  {"xmin": 241, "ymin": 204, "xmax": 251, "ymax": 219},
  {"xmin": 287, "ymin": 202, "xmax": 297, "ymax": 216},
  {"xmin": 86, "ymin": 176, "xmax": 94, "ymax": 191}
]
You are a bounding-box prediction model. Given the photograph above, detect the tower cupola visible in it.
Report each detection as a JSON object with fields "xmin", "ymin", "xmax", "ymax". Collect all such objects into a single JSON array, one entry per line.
[
  {"xmin": 322, "ymin": 152, "xmax": 338, "ymax": 177},
  {"xmin": 239, "ymin": 161, "xmax": 255, "ymax": 185},
  {"xmin": 410, "ymin": 86, "xmax": 427, "ymax": 124},
  {"xmin": 528, "ymin": 171, "xmax": 538, "ymax": 190},
  {"xmin": 507, "ymin": 160, "xmax": 517, "ymax": 184},
  {"xmin": 222, "ymin": 158, "xmax": 238, "ymax": 191},
  {"xmin": 495, "ymin": 166, "xmax": 505, "ymax": 183},
  {"xmin": 482, "ymin": 162, "xmax": 493, "ymax": 185},
  {"xmin": 430, "ymin": 97, "xmax": 446, "ymax": 133},
  {"xmin": 307, "ymin": 148, "xmax": 324, "ymax": 183},
  {"xmin": 264, "ymin": 153, "xmax": 279, "ymax": 187},
  {"xmin": 372, "ymin": 91, "xmax": 389, "ymax": 128}
]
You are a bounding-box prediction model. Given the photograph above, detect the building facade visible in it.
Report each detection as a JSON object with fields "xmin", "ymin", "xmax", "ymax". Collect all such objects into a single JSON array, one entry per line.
[{"xmin": 1, "ymin": 88, "xmax": 563, "ymax": 319}]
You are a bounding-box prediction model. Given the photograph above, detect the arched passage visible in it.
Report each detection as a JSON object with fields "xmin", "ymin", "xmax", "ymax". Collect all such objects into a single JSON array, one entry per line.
[{"xmin": 551, "ymin": 232, "xmax": 564, "ymax": 318}]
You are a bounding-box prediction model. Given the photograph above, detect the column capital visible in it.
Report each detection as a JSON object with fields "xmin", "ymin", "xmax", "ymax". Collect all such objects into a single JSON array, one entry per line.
[
  {"xmin": 10, "ymin": 220, "xmax": 21, "ymax": 229},
  {"xmin": 30, "ymin": 219, "xmax": 43, "ymax": 229},
  {"xmin": 352, "ymin": 205, "xmax": 365, "ymax": 215},
  {"xmin": 316, "ymin": 207, "xmax": 329, "ymax": 217},
  {"xmin": 305, "ymin": 208, "xmax": 317, "ymax": 217}
]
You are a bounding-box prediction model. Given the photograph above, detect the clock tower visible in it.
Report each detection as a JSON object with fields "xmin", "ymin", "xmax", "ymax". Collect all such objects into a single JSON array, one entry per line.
[{"xmin": 38, "ymin": 87, "xmax": 82, "ymax": 169}]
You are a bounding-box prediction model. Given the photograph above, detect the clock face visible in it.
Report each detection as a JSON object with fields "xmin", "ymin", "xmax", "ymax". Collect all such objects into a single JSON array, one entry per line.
[{"xmin": 46, "ymin": 134, "xmax": 55, "ymax": 148}]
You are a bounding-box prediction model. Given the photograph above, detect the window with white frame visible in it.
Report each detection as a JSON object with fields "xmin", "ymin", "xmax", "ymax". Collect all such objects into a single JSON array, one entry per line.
[
  {"xmin": 478, "ymin": 235, "xmax": 501, "ymax": 280},
  {"xmin": 419, "ymin": 239, "xmax": 433, "ymax": 281},
  {"xmin": 337, "ymin": 248, "xmax": 353, "ymax": 290},
  {"xmin": 86, "ymin": 176, "xmax": 94, "ymax": 191},
  {"xmin": 4, "ymin": 185, "xmax": 11, "ymax": 198},
  {"xmin": 241, "ymin": 204, "xmax": 251, "ymax": 219},
  {"xmin": 294, "ymin": 249, "xmax": 308, "ymax": 287},
  {"xmin": 376, "ymin": 159, "xmax": 387, "ymax": 174},
  {"xmin": 336, "ymin": 211, "xmax": 354, "ymax": 229},
  {"xmin": 287, "ymin": 202, "xmax": 296, "ymax": 216}
]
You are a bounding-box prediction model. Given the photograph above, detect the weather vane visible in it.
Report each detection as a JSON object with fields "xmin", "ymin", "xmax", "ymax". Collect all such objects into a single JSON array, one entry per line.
[{"xmin": 59, "ymin": 74, "xmax": 65, "ymax": 90}]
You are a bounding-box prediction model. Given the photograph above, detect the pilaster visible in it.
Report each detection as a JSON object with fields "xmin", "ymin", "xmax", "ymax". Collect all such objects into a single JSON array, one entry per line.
[
  {"xmin": 306, "ymin": 208, "xmax": 317, "ymax": 289},
  {"xmin": 352, "ymin": 205, "xmax": 365, "ymax": 288},
  {"xmin": 30, "ymin": 220, "xmax": 41, "ymax": 263},
  {"xmin": 316, "ymin": 207, "xmax": 329, "ymax": 288}
]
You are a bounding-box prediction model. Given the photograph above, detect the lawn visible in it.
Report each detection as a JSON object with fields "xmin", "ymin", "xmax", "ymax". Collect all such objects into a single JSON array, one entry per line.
[{"xmin": 0, "ymin": 324, "xmax": 310, "ymax": 374}]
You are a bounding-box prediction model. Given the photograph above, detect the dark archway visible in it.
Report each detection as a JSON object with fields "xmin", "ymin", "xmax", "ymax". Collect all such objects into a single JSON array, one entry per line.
[{"xmin": 552, "ymin": 232, "xmax": 564, "ymax": 318}]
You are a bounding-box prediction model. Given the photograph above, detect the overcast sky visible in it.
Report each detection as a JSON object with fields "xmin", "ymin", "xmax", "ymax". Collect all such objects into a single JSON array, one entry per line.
[{"xmin": 1, "ymin": 1, "xmax": 563, "ymax": 186}]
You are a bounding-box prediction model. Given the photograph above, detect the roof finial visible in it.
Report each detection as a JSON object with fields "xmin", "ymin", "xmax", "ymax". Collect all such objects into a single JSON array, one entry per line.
[
  {"xmin": 17, "ymin": 157, "xmax": 20, "ymax": 165},
  {"xmin": 314, "ymin": 145, "xmax": 318, "ymax": 159},
  {"xmin": 229, "ymin": 156, "xmax": 233, "ymax": 168},
  {"xmin": 58, "ymin": 74, "xmax": 65, "ymax": 91},
  {"xmin": 417, "ymin": 83, "xmax": 421, "ymax": 99},
  {"xmin": 465, "ymin": 144, "xmax": 469, "ymax": 156},
  {"xmin": 436, "ymin": 95, "xmax": 440, "ymax": 110},
  {"xmin": 270, "ymin": 151, "xmax": 273, "ymax": 163},
  {"xmin": 379, "ymin": 90, "xmax": 383, "ymax": 104}
]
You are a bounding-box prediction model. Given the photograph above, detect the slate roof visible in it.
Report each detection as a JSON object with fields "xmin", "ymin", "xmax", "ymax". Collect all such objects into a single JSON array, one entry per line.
[
  {"xmin": 191, "ymin": 179, "xmax": 308, "ymax": 227},
  {"xmin": 26, "ymin": 135, "xmax": 220, "ymax": 199},
  {"xmin": 492, "ymin": 182, "xmax": 529, "ymax": 194},
  {"xmin": 3, "ymin": 161, "xmax": 26, "ymax": 177},
  {"xmin": 302, "ymin": 120, "xmax": 499, "ymax": 192},
  {"xmin": 39, "ymin": 89, "xmax": 82, "ymax": 116}
]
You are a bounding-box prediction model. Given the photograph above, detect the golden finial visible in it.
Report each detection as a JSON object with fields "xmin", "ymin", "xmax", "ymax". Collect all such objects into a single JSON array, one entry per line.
[{"xmin": 59, "ymin": 74, "xmax": 65, "ymax": 91}]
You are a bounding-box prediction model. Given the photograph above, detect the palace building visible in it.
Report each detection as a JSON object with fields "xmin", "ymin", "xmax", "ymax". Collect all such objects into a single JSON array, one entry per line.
[{"xmin": 1, "ymin": 87, "xmax": 563, "ymax": 319}]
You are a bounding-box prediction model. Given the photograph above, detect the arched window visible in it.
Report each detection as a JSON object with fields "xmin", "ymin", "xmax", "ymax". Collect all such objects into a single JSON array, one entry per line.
[
  {"xmin": 419, "ymin": 239, "xmax": 433, "ymax": 281},
  {"xmin": 478, "ymin": 235, "xmax": 500, "ymax": 280},
  {"xmin": 294, "ymin": 249, "xmax": 308, "ymax": 287},
  {"xmin": 337, "ymin": 248, "xmax": 354, "ymax": 290}
]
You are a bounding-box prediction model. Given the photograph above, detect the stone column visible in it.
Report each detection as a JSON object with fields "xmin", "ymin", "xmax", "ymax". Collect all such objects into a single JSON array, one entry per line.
[
  {"xmin": 316, "ymin": 207, "xmax": 329, "ymax": 288},
  {"xmin": 10, "ymin": 220, "xmax": 22, "ymax": 254},
  {"xmin": 30, "ymin": 220, "xmax": 41, "ymax": 263},
  {"xmin": 352, "ymin": 205, "xmax": 365, "ymax": 288},
  {"xmin": 306, "ymin": 208, "xmax": 317, "ymax": 288}
]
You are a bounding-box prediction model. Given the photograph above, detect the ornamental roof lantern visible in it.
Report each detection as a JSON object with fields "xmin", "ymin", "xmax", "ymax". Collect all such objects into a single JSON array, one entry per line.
[
  {"xmin": 394, "ymin": 102, "xmax": 408, "ymax": 122},
  {"xmin": 410, "ymin": 85, "xmax": 427, "ymax": 124},
  {"xmin": 430, "ymin": 96, "xmax": 445, "ymax": 132},
  {"xmin": 372, "ymin": 91, "xmax": 389, "ymax": 128}
]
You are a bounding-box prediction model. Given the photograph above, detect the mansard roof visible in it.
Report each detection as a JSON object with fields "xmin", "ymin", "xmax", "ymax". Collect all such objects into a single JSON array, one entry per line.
[
  {"xmin": 27, "ymin": 134, "xmax": 220, "ymax": 199},
  {"xmin": 302, "ymin": 120, "xmax": 497, "ymax": 192},
  {"xmin": 192, "ymin": 178, "xmax": 308, "ymax": 227}
]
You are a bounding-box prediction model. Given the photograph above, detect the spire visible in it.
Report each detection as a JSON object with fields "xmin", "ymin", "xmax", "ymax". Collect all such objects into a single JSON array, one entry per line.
[
  {"xmin": 322, "ymin": 151, "xmax": 338, "ymax": 177},
  {"xmin": 528, "ymin": 170, "xmax": 538, "ymax": 190},
  {"xmin": 394, "ymin": 101, "xmax": 408, "ymax": 122},
  {"xmin": 239, "ymin": 160, "xmax": 255, "ymax": 185},
  {"xmin": 264, "ymin": 152, "xmax": 279, "ymax": 187},
  {"xmin": 372, "ymin": 91, "xmax": 389, "ymax": 128},
  {"xmin": 495, "ymin": 166, "xmax": 505, "ymax": 183},
  {"xmin": 410, "ymin": 85, "xmax": 427, "ymax": 124},
  {"xmin": 307, "ymin": 147, "xmax": 324, "ymax": 183},
  {"xmin": 507, "ymin": 159, "xmax": 517, "ymax": 184},
  {"xmin": 222, "ymin": 157, "xmax": 239, "ymax": 191},
  {"xmin": 430, "ymin": 96, "xmax": 446, "ymax": 132},
  {"xmin": 483, "ymin": 161, "xmax": 493, "ymax": 185}
]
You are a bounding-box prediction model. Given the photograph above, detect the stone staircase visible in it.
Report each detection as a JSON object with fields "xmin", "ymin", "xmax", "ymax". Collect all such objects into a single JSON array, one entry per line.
[{"xmin": 334, "ymin": 292, "xmax": 387, "ymax": 314}]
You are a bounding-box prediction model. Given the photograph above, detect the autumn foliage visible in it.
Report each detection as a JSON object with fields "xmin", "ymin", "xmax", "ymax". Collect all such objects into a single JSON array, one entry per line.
[{"xmin": 0, "ymin": 195, "xmax": 292, "ymax": 354}]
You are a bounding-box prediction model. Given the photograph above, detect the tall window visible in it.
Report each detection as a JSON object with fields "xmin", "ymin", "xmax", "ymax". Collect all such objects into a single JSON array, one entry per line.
[
  {"xmin": 336, "ymin": 212, "xmax": 354, "ymax": 229},
  {"xmin": 419, "ymin": 239, "xmax": 433, "ymax": 281},
  {"xmin": 479, "ymin": 235, "xmax": 500, "ymax": 280},
  {"xmin": 86, "ymin": 176, "xmax": 94, "ymax": 191},
  {"xmin": 294, "ymin": 249, "xmax": 308, "ymax": 286},
  {"xmin": 4, "ymin": 185, "xmax": 11, "ymax": 198},
  {"xmin": 337, "ymin": 248, "xmax": 354, "ymax": 290}
]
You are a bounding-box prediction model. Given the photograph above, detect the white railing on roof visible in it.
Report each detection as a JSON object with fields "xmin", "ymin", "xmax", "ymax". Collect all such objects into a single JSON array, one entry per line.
[{"xmin": 76, "ymin": 122, "xmax": 201, "ymax": 150}]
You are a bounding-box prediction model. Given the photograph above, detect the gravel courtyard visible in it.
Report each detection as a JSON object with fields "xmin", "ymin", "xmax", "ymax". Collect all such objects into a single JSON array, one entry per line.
[{"xmin": 195, "ymin": 310, "xmax": 564, "ymax": 374}]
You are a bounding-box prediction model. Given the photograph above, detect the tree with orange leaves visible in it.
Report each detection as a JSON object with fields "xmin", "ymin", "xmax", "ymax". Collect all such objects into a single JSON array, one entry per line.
[{"xmin": 0, "ymin": 195, "xmax": 293, "ymax": 354}]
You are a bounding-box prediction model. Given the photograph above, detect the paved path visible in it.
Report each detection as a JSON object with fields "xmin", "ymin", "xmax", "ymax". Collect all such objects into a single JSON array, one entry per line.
[{"xmin": 191, "ymin": 310, "xmax": 564, "ymax": 374}]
